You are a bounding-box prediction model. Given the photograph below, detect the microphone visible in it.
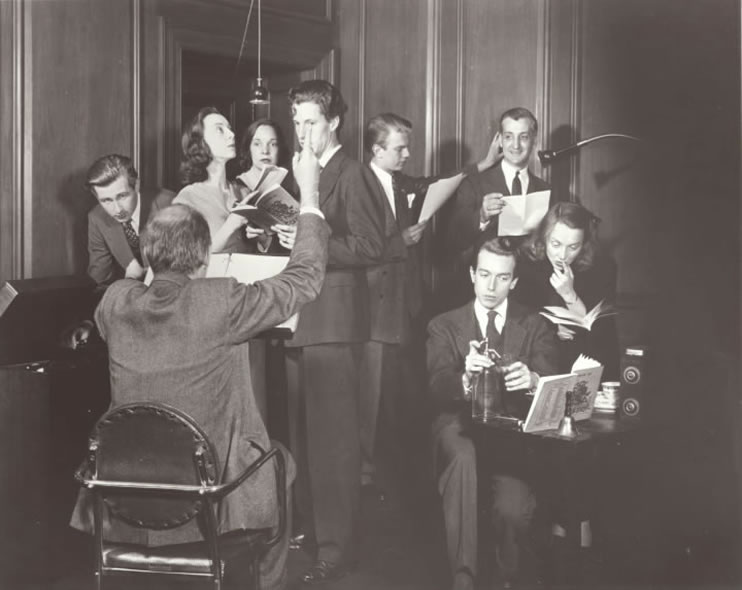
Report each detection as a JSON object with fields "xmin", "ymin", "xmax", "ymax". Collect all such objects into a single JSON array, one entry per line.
[{"xmin": 538, "ymin": 133, "xmax": 642, "ymax": 165}]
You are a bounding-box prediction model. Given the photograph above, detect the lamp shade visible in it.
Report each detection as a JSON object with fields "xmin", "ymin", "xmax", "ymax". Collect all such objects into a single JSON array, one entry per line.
[{"xmin": 249, "ymin": 78, "xmax": 270, "ymax": 105}]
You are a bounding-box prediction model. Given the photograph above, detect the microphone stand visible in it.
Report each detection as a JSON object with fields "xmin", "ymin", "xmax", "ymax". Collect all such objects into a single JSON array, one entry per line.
[{"xmin": 538, "ymin": 133, "xmax": 641, "ymax": 165}]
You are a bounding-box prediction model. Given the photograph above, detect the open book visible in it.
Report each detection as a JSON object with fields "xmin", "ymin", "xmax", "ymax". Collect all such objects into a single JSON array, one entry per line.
[
  {"xmin": 540, "ymin": 299, "xmax": 616, "ymax": 331},
  {"xmin": 233, "ymin": 166, "xmax": 298, "ymax": 231},
  {"xmin": 522, "ymin": 355, "xmax": 604, "ymax": 433},
  {"xmin": 206, "ymin": 253, "xmax": 298, "ymax": 333},
  {"xmin": 498, "ymin": 190, "xmax": 551, "ymax": 236}
]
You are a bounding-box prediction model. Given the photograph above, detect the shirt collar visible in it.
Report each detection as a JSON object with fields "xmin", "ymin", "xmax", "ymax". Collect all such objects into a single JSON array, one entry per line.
[
  {"xmin": 501, "ymin": 160, "xmax": 528, "ymax": 187},
  {"xmin": 318, "ymin": 144, "xmax": 342, "ymax": 169},
  {"xmin": 473, "ymin": 297, "xmax": 508, "ymax": 334},
  {"xmin": 126, "ymin": 192, "xmax": 142, "ymax": 232}
]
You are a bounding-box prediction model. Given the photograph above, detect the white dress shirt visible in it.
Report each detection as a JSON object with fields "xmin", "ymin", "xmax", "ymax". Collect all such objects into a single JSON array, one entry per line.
[
  {"xmin": 369, "ymin": 161, "xmax": 396, "ymax": 218},
  {"xmin": 474, "ymin": 297, "xmax": 508, "ymax": 338},
  {"xmin": 501, "ymin": 160, "xmax": 530, "ymax": 195}
]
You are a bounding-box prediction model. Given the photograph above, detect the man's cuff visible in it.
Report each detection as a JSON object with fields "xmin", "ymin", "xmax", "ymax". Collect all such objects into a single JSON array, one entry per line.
[
  {"xmin": 478, "ymin": 219, "xmax": 490, "ymax": 231},
  {"xmin": 299, "ymin": 206, "xmax": 325, "ymax": 220}
]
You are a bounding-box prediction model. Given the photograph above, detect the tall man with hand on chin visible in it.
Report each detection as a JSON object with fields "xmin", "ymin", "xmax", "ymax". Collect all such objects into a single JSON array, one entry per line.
[{"xmin": 284, "ymin": 80, "xmax": 384, "ymax": 585}]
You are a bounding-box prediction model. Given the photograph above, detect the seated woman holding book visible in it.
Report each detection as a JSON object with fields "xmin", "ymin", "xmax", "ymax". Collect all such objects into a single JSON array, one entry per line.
[
  {"xmin": 513, "ymin": 201, "xmax": 620, "ymax": 379},
  {"xmin": 237, "ymin": 118, "xmax": 297, "ymax": 253}
]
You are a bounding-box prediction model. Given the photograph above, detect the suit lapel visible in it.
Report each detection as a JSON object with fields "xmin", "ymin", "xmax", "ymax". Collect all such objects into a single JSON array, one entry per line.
[
  {"xmin": 454, "ymin": 303, "xmax": 479, "ymax": 359},
  {"xmin": 502, "ymin": 300, "xmax": 529, "ymax": 359},
  {"xmin": 318, "ymin": 149, "xmax": 345, "ymax": 207}
]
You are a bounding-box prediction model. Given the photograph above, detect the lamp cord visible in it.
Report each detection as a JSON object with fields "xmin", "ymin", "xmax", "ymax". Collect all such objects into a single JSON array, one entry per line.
[
  {"xmin": 257, "ymin": 0, "xmax": 262, "ymax": 79},
  {"xmin": 234, "ymin": 0, "xmax": 256, "ymax": 80}
]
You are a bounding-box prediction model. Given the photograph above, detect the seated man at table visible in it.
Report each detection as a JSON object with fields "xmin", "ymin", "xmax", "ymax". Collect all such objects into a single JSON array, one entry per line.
[
  {"xmin": 70, "ymin": 140, "xmax": 330, "ymax": 590},
  {"xmin": 426, "ymin": 237, "xmax": 558, "ymax": 590}
]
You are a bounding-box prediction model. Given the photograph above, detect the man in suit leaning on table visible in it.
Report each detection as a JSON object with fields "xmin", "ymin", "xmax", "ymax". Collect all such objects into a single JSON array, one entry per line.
[
  {"xmin": 70, "ymin": 134, "xmax": 331, "ymax": 590},
  {"xmin": 283, "ymin": 80, "xmax": 385, "ymax": 585},
  {"xmin": 360, "ymin": 112, "xmax": 501, "ymax": 489},
  {"xmin": 440, "ymin": 107, "xmax": 551, "ymax": 309},
  {"xmin": 85, "ymin": 154, "xmax": 174, "ymax": 287},
  {"xmin": 427, "ymin": 237, "xmax": 558, "ymax": 590}
]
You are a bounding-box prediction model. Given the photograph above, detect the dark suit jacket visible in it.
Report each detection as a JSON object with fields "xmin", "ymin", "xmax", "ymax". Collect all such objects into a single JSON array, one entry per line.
[
  {"xmin": 87, "ymin": 187, "xmax": 174, "ymax": 286},
  {"xmin": 71, "ymin": 213, "xmax": 330, "ymax": 545},
  {"xmin": 444, "ymin": 163, "xmax": 550, "ymax": 263},
  {"xmin": 366, "ymin": 166, "xmax": 479, "ymax": 344},
  {"xmin": 427, "ymin": 299, "xmax": 559, "ymax": 418},
  {"xmin": 287, "ymin": 149, "xmax": 384, "ymax": 348}
]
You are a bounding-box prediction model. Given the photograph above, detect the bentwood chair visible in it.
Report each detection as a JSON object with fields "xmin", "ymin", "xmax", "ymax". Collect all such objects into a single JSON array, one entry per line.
[{"xmin": 74, "ymin": 402, "xmax": 286, "ymax": 590}]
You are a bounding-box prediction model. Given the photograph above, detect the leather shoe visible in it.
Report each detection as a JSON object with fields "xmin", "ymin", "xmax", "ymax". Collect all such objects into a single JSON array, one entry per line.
[
  {"xmin": 301, "ymin": 560, "xmax": 350, "ymax": 584},
  {"xmin": 289, "ymin": 532, "xmax": 308, "ymax": 550}
]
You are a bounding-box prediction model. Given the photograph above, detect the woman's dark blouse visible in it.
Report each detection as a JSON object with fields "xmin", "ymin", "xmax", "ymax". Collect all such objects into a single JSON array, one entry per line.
[{"xmin": 512, "ymin": 254, "xmax": 620, "ymax": 379}]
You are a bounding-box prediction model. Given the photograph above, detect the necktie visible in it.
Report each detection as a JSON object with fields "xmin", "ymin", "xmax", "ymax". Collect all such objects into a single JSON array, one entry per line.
[
  {"xmin": 122, "ymin": 220, "xmax": 142, "ymax": 264},
  {"xmin": 486, "ymin": 310, "xmax": 502, "ymax": 352},
  {"xmin": 392, "ymin": 173, "xmax": 410, "ymax": 230},
  {"xmin": 511, "ymin": 171, "xmax": 523, "ymax": 196}
]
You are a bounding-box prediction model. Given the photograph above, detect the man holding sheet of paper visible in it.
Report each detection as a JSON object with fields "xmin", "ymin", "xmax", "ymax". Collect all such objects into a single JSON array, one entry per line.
[
  {"xmin": 441, "ymin": 107, "xmax": 552, "ymax": 309},
  {"xmin": 359, "ymin": 113, "xmax": 501, "ymax": 490}
]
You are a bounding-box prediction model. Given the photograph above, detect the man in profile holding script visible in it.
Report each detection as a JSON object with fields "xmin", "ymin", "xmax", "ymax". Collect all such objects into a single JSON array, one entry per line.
[{"xmin": 426, "ymin": 237, "xmax": 558, "ymax": 590}]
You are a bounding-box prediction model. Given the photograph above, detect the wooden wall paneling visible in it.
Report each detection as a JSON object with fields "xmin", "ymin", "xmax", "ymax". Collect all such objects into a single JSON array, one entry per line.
[
  {"xmin": 0, "ymin": 0, "xmax": 24, "ymax": 281},
  {"xmin": 28, "ymin": 0, "xmax": 134, "ymax": 278},
  {"xmin": 334, "ymin": 0, "xmax": 363, "ymax": 159},
  {"xmin": 460, "ymin": 0, "xmax": 542, "ymax": 169},
  {"xmin": 361, "ymin": 0, "xmax": 428, "ymax": 172}
]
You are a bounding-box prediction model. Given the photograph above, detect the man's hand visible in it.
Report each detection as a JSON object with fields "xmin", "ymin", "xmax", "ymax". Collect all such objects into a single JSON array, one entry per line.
[
  {"xmin": 480, "ymin": 192, "xmax": 505, "ymax": 224},
  {"xmin": 401, "ymin": 220, "xmax": 428, "ymax": 246},
  {"xmin": 292, "ymin": 127, "xmax": 320, "ymax": 209},
  {"xmin": 465, "ymin": 340, "xmax": 494, "ymax": 378},
  {"xmin": 503, "ymin": 361, "xmax": 537, "ymax": 391},
  {"xmin": 477, "ymin": 131, "xmax": 503, "ymax": 172},
  {"xmin": 124, "ymin": 258, "xmax": 145, "ymax": 280},
  {"xmin": 273, "ymin": 223, "xmax": 297, "ymax": 250}
]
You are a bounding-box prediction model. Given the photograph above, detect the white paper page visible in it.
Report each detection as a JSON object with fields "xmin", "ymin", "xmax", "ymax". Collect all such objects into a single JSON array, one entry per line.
[
  {"xmin": 498, "ymin": 190, "xmax": 551, "ymax": 236},
  {"xmin": 208, "ymin": 253, "xmax": 298, "ymax": 332},
  {"xmin": 417, "ymin": 173, "xmax": 465, "ymax": 223},
  {"xmin": 523, "ymin": 373, "xmax": 572, "ymax": 433}
]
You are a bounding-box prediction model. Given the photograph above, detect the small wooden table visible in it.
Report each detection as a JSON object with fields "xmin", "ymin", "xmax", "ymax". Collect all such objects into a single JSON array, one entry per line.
[{"xmin": 471, "ymin": 413, "xmax": 642, "ymax": 579}]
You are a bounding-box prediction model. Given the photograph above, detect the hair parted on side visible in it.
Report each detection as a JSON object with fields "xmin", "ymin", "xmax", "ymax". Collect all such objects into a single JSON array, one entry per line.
[
  {"xmin": 498, "ymin": 107, "xmax": 538, "ymax": 137},
  {"xmin": 473, "ymin": 236, "xmax": 520, "ymax": 276},
  {"xmin": 522, "ymin": 201, "xmax": 601, "ymax": 271},
  {"xmin": 179, "ymin": 106, "xmax": 222, "ymax": 186},
  {"xmin": 85, "ymin": 154, "xmax": 138, "ymax": 196},
  {"xmin": 288, "ymin": 79, "xmax": 348, "ymax": 132},
  {"xmin": 141, "ymin": 204, "xmax": 211, "ymax": 275},
  {"xmin": 364, "ymin": 112, "xmax": 412, "ymax": 154}
]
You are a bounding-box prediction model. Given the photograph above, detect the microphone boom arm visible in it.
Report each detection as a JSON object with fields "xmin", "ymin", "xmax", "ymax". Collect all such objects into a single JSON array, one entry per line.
[{"xmin": 538, "ymin": 133, "xmax": 641, "ymax": 165}]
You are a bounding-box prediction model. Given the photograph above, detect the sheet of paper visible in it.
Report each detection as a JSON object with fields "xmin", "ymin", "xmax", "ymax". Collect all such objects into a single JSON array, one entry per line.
[
  {"xmin": 417, "ymin": 173, "xmax": 465, "ymax": 223},
  {"xmin": 207, "ymin": 253, "xmax": 298, "ymax": 332},
  {"xmin": 498, "ymin": 189, "xmax": 551, "ymax": 236}
]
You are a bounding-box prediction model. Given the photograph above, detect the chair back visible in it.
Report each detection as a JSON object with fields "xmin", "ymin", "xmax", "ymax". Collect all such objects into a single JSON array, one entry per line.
[{"xmin": 88, "ymin": 402, "xmax": 218, "ymax": 529}]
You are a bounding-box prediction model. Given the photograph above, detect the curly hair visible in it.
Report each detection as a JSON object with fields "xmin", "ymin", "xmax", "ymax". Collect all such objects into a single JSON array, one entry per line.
[
  {"xmin": 521, "ymin": 201, "xmax": 601, "ymax": 271},
  {"xmin": 238, "ymin": 118, "xmax": 289, "ymax": 171},
  {"xmin": 179, "ymin": 106, "xmax": 222, "ymax": 186}
]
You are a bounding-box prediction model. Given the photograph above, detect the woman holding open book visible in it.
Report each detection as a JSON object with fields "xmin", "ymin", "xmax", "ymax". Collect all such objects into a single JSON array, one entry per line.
[
  {"xmin": 236, "ymin": 118, "xmax": 298, "ymax": 253},
  {"xmin": 514, "ymin": 201, "xmax": 620, "ymax": 378}
]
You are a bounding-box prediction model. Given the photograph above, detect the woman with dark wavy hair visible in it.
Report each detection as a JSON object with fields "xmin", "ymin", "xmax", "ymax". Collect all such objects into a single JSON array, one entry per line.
[
  {"xmin": 513, "ymin": 201, "xmax": 620, "ymax": 377},
  {"xmin": 174, "ymin": 107, "xmax": 262, "ymax": 253},
  {"xmin": 237, "ymin": 118, "xmax": 296, "ymax": 252}
]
